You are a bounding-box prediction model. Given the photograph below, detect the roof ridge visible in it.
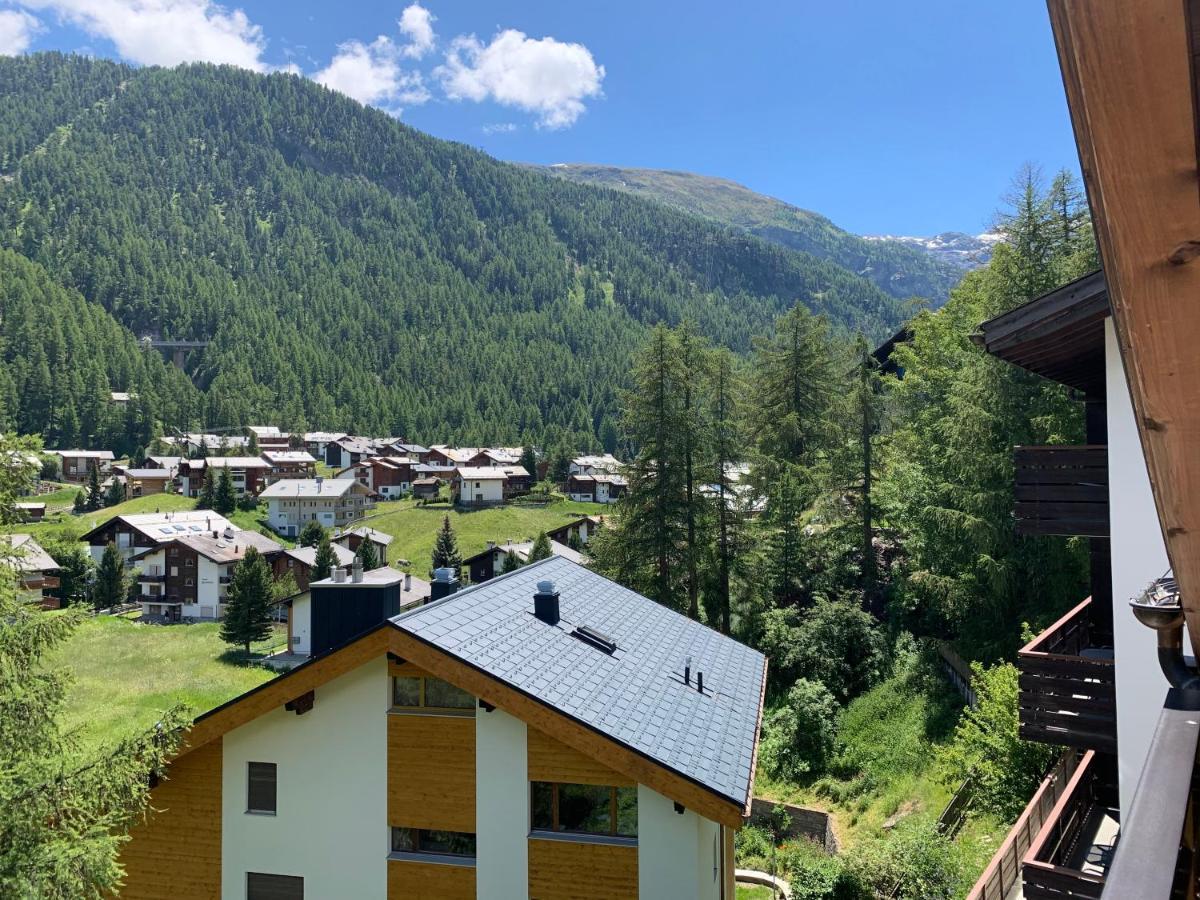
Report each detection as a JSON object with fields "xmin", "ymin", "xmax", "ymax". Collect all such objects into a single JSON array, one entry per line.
[{"xmin": 391, "ymin": 555, "xmax": 563, "ymax": 623}]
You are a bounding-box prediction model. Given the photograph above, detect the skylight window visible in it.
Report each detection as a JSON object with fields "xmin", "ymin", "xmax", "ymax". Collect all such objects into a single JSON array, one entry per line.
[{"xmin": 571, "ymin": 624, "xmax": 617, "ymax": 655}]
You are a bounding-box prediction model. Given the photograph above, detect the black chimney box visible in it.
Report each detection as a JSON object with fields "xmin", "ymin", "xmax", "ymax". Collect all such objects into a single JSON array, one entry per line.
[
  {"xmin": 431, "ymin": 567, "xmax": 460, "ymax": 601},
  {"xmin": 534, "ymin": 580, "xmax": 560, "ymax": 625}
]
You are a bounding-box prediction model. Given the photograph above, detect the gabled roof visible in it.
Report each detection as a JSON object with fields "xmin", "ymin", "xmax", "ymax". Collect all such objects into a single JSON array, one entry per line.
[
  {"xmin": 52, "ymin": 449, "xmax": 115, "ymax": 460},
  {"xmin": 462, "ymin": 538, "xmax": 581, "ymax": 567},
  {"xmin": 260, "ymin": 478, "xmax": 365, "ymax": 499},
  {"xmin": 284, "ymin": 543, "xmax": 356, "ymax": 569},
  {"xmin": 394, "ymin": 443, "xmax": 430, "ymax": 455},
  {"xmin": 261, "ymin": 450, "xmax": 317, "ymax": 464},
  {"xmin": 455, "ymin": 466, "xmax": 509, "ymax": 480},
  {"xmin": 394, "ymin": 557, "xmax": 766, "ymax": 814},
  {"xmin": 7, "ymin": 534, "xmax": 58, "ymax": 572},
  {"xmin": 199, "ymin": 456, "xmax": 272, "ymax": 469},
  {"xmin": 133, "ymin": 531, "xmax": 283, "ymax": 564},
  {"xmin": 339, "ymin": 526, "xmax": 394, "ymax": 546},
  {"xmin": 81, "ymin": 510, "xmax": 235, "ymax": 544},
  {"xmin": 302, "ymin": 431, "xmax": 348, "ymax": 443}
]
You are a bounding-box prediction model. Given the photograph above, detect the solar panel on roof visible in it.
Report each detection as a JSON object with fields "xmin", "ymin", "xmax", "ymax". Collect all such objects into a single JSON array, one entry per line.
[
  {"xmin": 173, "ymin": 525, "xmax": 187, "ymax": 532},
  {"xmin": 158, "ymin": 527, "xmax": 173, "ymax": 535}
]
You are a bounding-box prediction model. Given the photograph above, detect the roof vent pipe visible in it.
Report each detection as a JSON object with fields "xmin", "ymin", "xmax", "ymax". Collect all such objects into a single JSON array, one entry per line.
[
  {"xmin": 684, "ymin": 656, "xmax": 692, "ymax": 686},
  {"xmin": 404, "ymin": 573, "xmax": 412, "ymax": 591},
  {"xmin": 352, "ymin": 557, "xmax": 363, "ymax": 583},
  {"xmin": 333, "ymin": 566, "xmax": 345, "ymax": 583},
  {"xmin": 534, "ymin": 580, "xmax": 560, "ymax": 626},
  {"xmin": 697, "ymin": 671, "xmax": 704, "ymax": 693},
  {"xmin": 1130, "ymin": 575, "xmax": 1200, "ymax": 689}
]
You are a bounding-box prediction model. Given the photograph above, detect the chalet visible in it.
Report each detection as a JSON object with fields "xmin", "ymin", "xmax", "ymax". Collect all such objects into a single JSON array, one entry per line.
[
  {"xmin": 411, "ymin": 477, "xmax": 441, "ymax": 502},
  {"xmin": 116, "ymin": 557, "xmax": 765, "ymax": 900},
  {"xmin": 131, "ymin": 530, "xmax": 283, "ymax": 622},
  {"xmin": 326, "ymin": 436, "xmax": 382, "ymax": 469},
  {"xmin": 143, "ymin": 455, "xmax": 182, "ymax": 475},
  {"xmin": 165, "ymin": 433, "xmax": 252, "ymax": 455},
  {"xmin": 81, "ymin": 510, "xmax": 236, "ymax": 564},
  {"xmin": 14, "ymin": 502, "xmax": 45, "ymax": 522},
  {"xmin": 8, "ymin": 534, "xmax": 60, "ymax": 608},
  {"xmin": 502, "ymin": 465, "xmax": 533, "ymax": 496},
  {"xmin": 261, "ymin": 477, "xmax": 374, "ymax": 538},
  {"xmin": 566, "ymin": 472, "xmax": 628, "ymax": 504},
  {"xmin": 280, "ymin": 563, "xmax": 430, "ymax": 657},
  {"xmin": 429, "ymin": 446, "xmax": 492, "ymax": 468},
  {"xmin": 463, "ymin": 538, "xmax": 583, "ymax": 584},
  {"xmin": 545, "ymin": 514, "xmax": 606, "ymax": 548},
  {"xmin": 393, "ymin": 442, "xmax": 432, "ymax": 464},
  {"xmin": 334, "ymin": 526, "xmax": 394, "ymax": 567},
  {"xmin": 272, "ymin": 542, "xmax": 357, "ymax": 593},
  {"xmin": 262, "ymin": 450, "xmax": 318, "ymax": 482},
  {"xmin": 248, "ymin": 427, "xmax": 292, "ymax": 451},
  {"xmin": 335, "ymin": 456, "xmax": 417, "ymax": 499},
  {"xmin": 178, "ymin": 457, "xmax": 272, "ymax": 499},
  {"xmin": 453, "ymin": 467, "xmax": 508, "ymax": 506},
  {"xmin": 52, "ymin": 449, "xmax": 114, "ymax": 483},
  {"xmin": 569, "ymin": 453, "xmax": 623, "ymax": 477},
  {"xmin": 302, "ymin": 431, "xmax": 348, "ymax": 458},
  {"xmin": 114, "ymin": 467, "xmax": 174, "ymax": 496},
  {"xmin": 110, "ymin": 390, "xmax": 132, "ymax": 404}
]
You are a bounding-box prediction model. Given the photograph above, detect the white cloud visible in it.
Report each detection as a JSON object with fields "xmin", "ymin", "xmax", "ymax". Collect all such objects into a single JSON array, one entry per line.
[
  {"xmin": 313, "ymin": 36, "xmax": 429, "ymax": 109},
  {"xmin": 0, "ymin": 10, "xmax": 42, "ymax": 55},
  {"xmin": 397, "ymin": 3, "xmax": 434, "ymax": 59},
  {"xmin": 482, "ymin": 122, "xmax": 517, "ymax": 135},
  {"xmin": 436, "ymin": 29, "xmax": 604, "ymax": 129},
  {"xmin": 17, "ymin": 0, "xmax": 268, "ymax": 70}
]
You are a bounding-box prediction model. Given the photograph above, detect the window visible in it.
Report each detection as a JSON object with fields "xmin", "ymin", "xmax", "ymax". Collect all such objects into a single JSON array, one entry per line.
[
  {"xmin": 247, "ymin": 761, "xmax": 277, "ymax": 814},
  {"xmin": 391, "ymin": 676, "xmax": 474, "ymax": 711},
  {"xmin": 530, "ymin": 782, "xmax": 637, "ymax": 838},
  {"xmin": 185, "ymin": 578, "xmax": 194, "ymax": 587},
  {"xmin": 246, "ymin": 872, "xmax": 302, "ymax": 900},
  {"xmin": 390, "ymin": 827, "xmax": 476, "ymax": 859},
  {"xmin": 185, "ymin": 557, "xmax": 194, "ymax": 567}
]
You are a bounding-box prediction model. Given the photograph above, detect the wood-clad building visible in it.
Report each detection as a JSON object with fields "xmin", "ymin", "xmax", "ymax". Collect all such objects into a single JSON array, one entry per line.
[{"xmin": 118, "ymin": 558, "xmax": 764, "ymax": 899}]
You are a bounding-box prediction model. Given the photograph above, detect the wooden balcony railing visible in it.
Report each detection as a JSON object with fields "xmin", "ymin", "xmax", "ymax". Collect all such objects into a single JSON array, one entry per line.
[
  {"xmin": 1018, "ymin": 597, "xmax": 1116, "ymax": 754},
  {"xmin": 1022, "ymin": 750, "xmax": 1116, "ymax": 900},
  {"xmin": 1014, "ymin": 445, "xmax": 1109, "ymax": 537}
]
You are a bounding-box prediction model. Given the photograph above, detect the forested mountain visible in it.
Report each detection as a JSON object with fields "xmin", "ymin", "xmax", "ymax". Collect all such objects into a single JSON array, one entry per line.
[
  {"xmin": 539, "ymin": 164, "xmax": 967, "ymax": 305},
  {"xmin": 0, "ymin": 54, "xmax": 907, "ymax": 450}
]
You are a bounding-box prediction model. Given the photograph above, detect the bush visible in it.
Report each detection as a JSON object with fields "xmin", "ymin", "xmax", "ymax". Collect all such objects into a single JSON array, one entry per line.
[
  {"xmin": 843, "ymin": 820, "xmax": 961, "ymax": 900},
  {"xmin": 778, "ymin": 839, "xmax": 864, "ymax": 900},
  {"xmin": 39, "ymin": 455, "xmax": 61, "ymax": 481},
  {"xmin": 761, "ymin": 678, "xmax": 840, "ymax": 781}
]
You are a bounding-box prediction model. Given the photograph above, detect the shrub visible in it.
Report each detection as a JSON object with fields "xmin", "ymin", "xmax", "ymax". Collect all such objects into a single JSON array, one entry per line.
[
  {"xmin": 761, "ymin": 678, "xmax": 840, "ymax": 781},
  {"xmin": 778, "ymin": 838, "xmax": 864, "ymax": 900},
  {"xmin": 844, "ymin": 820, "xmax": 961, "ymax": 900}
]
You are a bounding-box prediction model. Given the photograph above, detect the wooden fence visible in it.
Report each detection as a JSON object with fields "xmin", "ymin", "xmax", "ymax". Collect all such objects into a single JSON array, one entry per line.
[
  {"xmin": 938, "ymin": 774, "xmax": 977, "ymax": 838},
  {"xmin": 938, "ymin": 642, "xmax": 977, "ymax": 708},
  {"xmin": 965, "ymin": 750, "xmax": 1081, "ymax": 900}
]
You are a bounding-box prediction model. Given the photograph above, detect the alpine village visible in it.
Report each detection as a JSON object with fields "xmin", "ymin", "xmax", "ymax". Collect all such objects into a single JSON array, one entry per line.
[{"xmin": 2, "ymin": 1, "xmax": 1199, "ymax": 899}]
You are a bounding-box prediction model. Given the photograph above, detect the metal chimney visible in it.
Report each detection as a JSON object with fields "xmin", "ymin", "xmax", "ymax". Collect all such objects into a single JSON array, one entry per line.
[
  {"xmin": 333, "ymin": 566, "xmax": 346, "ymax": 583},
  {"xmin": 404, "ymin": 573, "xmax": 412, "ymax": 591},
  {"xmin": 352, "ymin": 557, "xmax": 363, "ymax": 583},
  {"xmin": 534, "ymin": 580, "xmax": 560, "ymax": 626},
  {"xmin": 431, "ymin": 567, "xmax": 460, "ymax": 601}
]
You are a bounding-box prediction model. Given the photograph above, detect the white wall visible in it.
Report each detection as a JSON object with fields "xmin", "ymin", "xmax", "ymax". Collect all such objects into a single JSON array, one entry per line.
[
  {"xmin": 475, "ymin": 708, "xmax": 529, "ymax": 899},
  {"xmin": 459, "ymin": 478, "xmax": 504, "ymax": 504},
  {"xmin": 221, "ymin": 656, "xmax": 388, "ymax": 899},
  {"xmin": 1106, "ymin": 319, "xmax": 1173, "ymax": 811},
  {"xmin": 637, "ymin": 785, "xmax": 721, "ymax": 900},
  {"xmin": 290, "ymin": 593, "xmax": 311, "ymax": 655}
]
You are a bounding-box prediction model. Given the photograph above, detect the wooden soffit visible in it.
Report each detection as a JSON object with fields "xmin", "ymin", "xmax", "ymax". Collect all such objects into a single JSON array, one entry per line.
[{"xmin": 1047, "ymin": 0, "xmax": 1200, "ymax": 650}]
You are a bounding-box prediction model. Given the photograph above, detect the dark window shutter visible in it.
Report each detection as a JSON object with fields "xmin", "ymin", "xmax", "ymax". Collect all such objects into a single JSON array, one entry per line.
[
  {"xmin": 247, "ymin": 762, "xmax": 277, "ymax": 813},
  {"xmin": 247, "ymin": 872, "xmax": 303, "ymax": 900}
]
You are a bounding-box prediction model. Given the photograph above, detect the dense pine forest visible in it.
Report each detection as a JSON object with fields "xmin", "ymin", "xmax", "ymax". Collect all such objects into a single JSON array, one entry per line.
[{"xmin": 0, "ymin": 53, "xmax": 911, "ymax": 452}]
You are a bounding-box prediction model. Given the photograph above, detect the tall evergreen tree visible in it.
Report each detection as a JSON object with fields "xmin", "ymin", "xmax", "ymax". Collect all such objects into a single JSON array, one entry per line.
[
  {"xmin": 220, "ymin": 546, "xmax": 274, "ymax": 656},
  {"xmin": 312, "ymin": 532, "xmax": 337, "ymax": 582},
  {"xmin": 85, "ymin": 463, "xmax": 103, "ymax": 512},
  {"xmin": 500, "ymin": 551, "xmax": 521, "ymax": 574},
  {"xmin": 214, "ymin": 467, "xmax": 236, "ymax": 515},
  {"xmin": 528, "ymin": 532, "xmax": 552, "ymax": 563},
  {"xmin": 357, "ymin": 538, "xmax": 379, "ymax": 571},
  {"xmin": 103, "ymin": 478, "xmax": 124, "ymax": 508},
  {"xmin": 431, "ymin": 515, "xmax": 462, "ymax": 573},
  {"xmin": 707, "ymin": 348, "xmax": 744, "ymax": 633},
  {"xmin": 519, "ymin": 445, "xmax": 539, "ymax": 484},
  {"xmin": 675, "ymin": 321, "xmax": 711, "ymax": 620},
  {"xmin": 765, "ymin": 467, "xmax": 805, "ymax": 608},
  {"xmin": 196, "ymin": 467, "xmax": 216, "ymax": 510},
  {"xmin": 93, "ymin": 541, "xmax": 125, "ymax": 610}
]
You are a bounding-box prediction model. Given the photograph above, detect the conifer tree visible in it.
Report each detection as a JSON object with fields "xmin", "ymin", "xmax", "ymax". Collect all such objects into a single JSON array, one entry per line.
[
  {"xmin": 103, "ymin": 478, "xmax": 124, "ymax": 508},
  {"xmin": 357, "ymin": 538, "xmax": 379, "ymax": 571},
  {"xmin": 220, "ymin": 546, "xmax": 274, "ymax": 656},
  {"xmin": 707, "ymin": 348, "xmax": 743, "ymax": 633},
  {"xmin": 519, "ymin": 445, "xmax": 538, "ymax": 484},
  {"xmin": 196, "ymin": 466, "xmax": 216, "ymax": 510},
  {"xmin": 214, "ymin": 466, "xmax": 236, "ymax": 515},
  {"xmin": 431, "ymin": 515, "xmax": 461, "ymax": 573},
  {"xmin": 298, "ymin": 519, "xmax": 325, "ymax": 548},
  {"xmin": 765, "ymin": 467, "xmax": 805, "ymax": 608},
  {"xmin": 528, "ymin": 532, "xmax": 552, "ymax": 562},
  {"xmin": 72, "ymin": 490, "xmax": 85, "ymax": 514},
  {"xmin": 246, "ymin": 431, "xmax": 259, "ymax": 455},
  {"xmin": 312, "ymin": 532, "xmax": 337, "ymax": 582},
  {"xmin": 93, "ymin": 541, "xmax": 126, "ymax": 610},
  {"xmin": 85, "ymin": 463, "xmax": 103, "ymax": 512},
  {"xmin": 500, "ymin": 551, "xmax": 521, "ymax": 574}
]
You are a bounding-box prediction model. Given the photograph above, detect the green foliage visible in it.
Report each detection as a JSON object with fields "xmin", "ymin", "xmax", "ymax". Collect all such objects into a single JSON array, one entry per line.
[
  {"xmin": 761, "ymin": 678, "xmax": 840, "ymax": 781},
  {"xmin": 297, "ymin": 519, "xmax": 325, "ymax": 548},
  {"xmin": 0, "ymin": 431, "xmax": 187, "ymax": 897},
  {"xmin": 528, "ymin": 532, "xmax": 552, "ymax": 562},
  {"xmin": 72, "ymin": 490, "xmax": 85, "ymax": 514},
  {"xmin": 85, "ymin": 464, "xmax": 102, "ymax": 512},
  {"xmin": 45, "ymin": 542, "xmax": 93, "ymax": 607},
  {"xmin": 312, "ymin": 532, "xmax": 336, "ymax": 582},
  {"xmin": 519, "ymin": 446, "xmax": 538, "ymax": 484},
  {"xmin": 431, "ymin": 515, "xmax": 461, "ymax": 574},
  {"xmin": 937, "ymin": 661, "xmax": 1056, "ymax": 820},
  {"xmin": 500, "ymin": 551, "xmax": 521, "ymax": 574},
  {"xmin": 356, "ymin": 537, "xmax": 379, "ymax": 571},
  {"xmin": 103, "ymin": 477, "xmax": 124, "ymax": 508},
  {"xmin": 196, "ymin": 467, "xmax": 216, "ymax": 511},
  {"xmin": 0, "ymin": 55, "xmax": 904, "ymax": 447},
  {"xmin": 220, "ymin": 546, "xmax": 275, "ymax": 655},
  {"xmin": 271, "ymin": 571, "xmax": 299, "ymax": 603},
  {"xmin": 843, "ymin": 820, "xmax": 961, "ymax": 900},
  {"xmin": 93, "ymin": 541, "xmax": 125, "ymax": 610},
  {"xmin": 213, "ymin": 467, "xmax": 236, "ymax": 515}
]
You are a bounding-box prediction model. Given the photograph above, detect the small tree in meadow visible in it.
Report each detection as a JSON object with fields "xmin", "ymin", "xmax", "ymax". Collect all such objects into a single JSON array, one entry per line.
[
  {"xmin": 431, "ymin": 515, "xmax": 461, "ymax": 574},
  {"xmin": 214, "ymin": 467, "xmax": 236, "ymax": 515},
  {"xmin": 93, "ymin": 541, "xmax": 126, "ymax": 611},
  {"xmin": 220, "ymin": 546, "xmax": 275, "ymax": 656}
]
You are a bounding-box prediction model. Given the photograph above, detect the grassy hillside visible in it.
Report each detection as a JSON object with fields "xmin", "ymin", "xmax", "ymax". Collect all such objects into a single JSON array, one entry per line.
[
  {"xmin": 542, "ymin": 164, "xmax": 963, "ymax": 306},
  {"xmin": 0, "ymin": 53, "xmax": 907, "ymax": 451}
]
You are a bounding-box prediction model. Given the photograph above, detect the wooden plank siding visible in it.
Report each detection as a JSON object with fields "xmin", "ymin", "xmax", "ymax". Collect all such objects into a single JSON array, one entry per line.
[
  {"xmin": 527, "ymin": 837, "xmax": 638, "ymax": 900},
  {"xmin": 387, "ymin": 859, "xmax": 476, "ymax": 900},
  {"xmin": 1013, "ymin": 445, "xmax": 1109, "ymax": 537},
  {"xmin": 387, "ymin": 713, "xmax": 477, "ymax": 833},
  {"xmin": 1021, "ymin": 750, "xmax": 1108, "ymax": 900},
  {"xmin": 528, "ymin": 729, "xmax": 634, "ymax": 787},
  {"xmin": 117, "ymin": 738, "xmax": 223, "ymax": 900}
]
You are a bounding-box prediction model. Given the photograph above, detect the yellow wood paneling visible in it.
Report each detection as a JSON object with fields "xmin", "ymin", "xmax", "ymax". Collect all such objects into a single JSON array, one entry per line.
[
  {"xmin": 388, "ymin": 713, "xmax": 476, "ymax": 832},
  {"xmin": 389, "ymin": 660, "xmax": 433, "ymax": 679},
  {"xmin": 527, "ymin": 728, "xmax": 633, "ymax": 787},
  {"xmin": 118, "ymin": 738, "xmax": 222, "ymax": 899},
  {"xmin": 387, "ymin": 859, "xmax": 476, "ymax": 900},
  {"xmin": 528, "ymin": 838, "xmax": 638, "ymax": 900}
]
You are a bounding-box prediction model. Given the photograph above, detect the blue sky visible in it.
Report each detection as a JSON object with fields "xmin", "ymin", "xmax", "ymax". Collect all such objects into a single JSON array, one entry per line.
[{"xmin": 0, "ymin": 1, "xmax": 1080, "ymax": 236}]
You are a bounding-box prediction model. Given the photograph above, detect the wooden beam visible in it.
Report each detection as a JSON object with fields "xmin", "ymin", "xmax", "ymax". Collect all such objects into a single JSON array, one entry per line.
[
  {"xmin": 1048, "ymin": 0, "xmax": 1200, "ymax": 651},
  {"xmin": 387, "ymin": 627, "xmax": 748, "ymax": 829}
]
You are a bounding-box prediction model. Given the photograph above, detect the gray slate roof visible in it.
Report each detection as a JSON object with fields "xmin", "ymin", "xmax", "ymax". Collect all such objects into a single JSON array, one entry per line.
[{"xmin": 392, "ymin": 556, "xmax": 765, "ymax": 809}]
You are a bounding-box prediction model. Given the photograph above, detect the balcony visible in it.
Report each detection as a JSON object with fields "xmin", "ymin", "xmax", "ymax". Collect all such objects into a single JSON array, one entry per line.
[
  {"xmin": 1018, "ymin": 597, "xmax": 1116, "ymax": 754},
  {"xmin": 1021, "ymin": 750, "xmax": 1118, "ymax": 900},
  {"xmin": 137, "ymin": 568, "xmax": 166, "ymax": 582},
  {"xmin": 1014, "ymin": 445, "xmax": 1109, "ymax": 537}
]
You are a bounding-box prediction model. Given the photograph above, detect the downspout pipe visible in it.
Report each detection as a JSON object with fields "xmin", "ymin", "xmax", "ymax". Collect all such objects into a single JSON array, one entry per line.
[{"xmin": 1130, "ymin": 576, "xmax": 1200, "ymax": 689}]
